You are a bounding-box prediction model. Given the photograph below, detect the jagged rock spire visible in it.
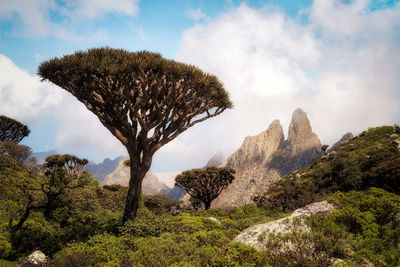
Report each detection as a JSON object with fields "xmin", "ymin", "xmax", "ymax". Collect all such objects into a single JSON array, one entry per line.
[{"xmin": 213, "ymin": 109, "xmax": 323, "ymax": 207}]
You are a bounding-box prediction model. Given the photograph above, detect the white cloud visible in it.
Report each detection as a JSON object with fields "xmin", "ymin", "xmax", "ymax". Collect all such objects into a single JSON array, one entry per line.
[
  {"xmin": 310, "ymin": 0, "xmax": 400, "ymax": 39},
  {"xmin": 0, "ymin": 0, "xmax": 55, "ymax": 37},
  {"xmin": 187, "ymin": 8, "xmax": 207, "ymax": 21},
  {"xmin": 0, "ymin": 54, "xmax": 62, "ymax": 121},
  {"xmin": 64, "ymin": 0, "xmax": 139, "ymax": 20},
  {"xmin": 0, "ymin": 0, "xmax": 139, "ymax": 38},
  {"xmin": 164, "ymin": 2, "xmax": 400, "ymax": 170},
  {"xmin": 1, "ymin": 1, "xmax": 399, "ymax": 172},
  {"xmin": 0, "ymin": 54, "xmax": 125, "ymax": 160}
]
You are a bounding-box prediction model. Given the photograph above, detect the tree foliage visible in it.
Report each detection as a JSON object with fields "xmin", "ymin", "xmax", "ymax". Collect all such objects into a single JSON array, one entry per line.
[
  {"xmin": 0, "ymin": 154, "xmax": 92, "ymax": 233},
  {"xmin": 257, "ymin": 126, "xmax": 400, "ymax": 211},
  {"xmin": 45, "ymin": 154, "xmax": 88, "ymax": 179},
  {"xmin": 0, "ymin": 115, "xmax": 30, "ymax": 143},
  {"xmin": 38, "ymin": 47, "xmax": 232, "ymax": 222},
  {"xmin": 175, "ymin": 167, "xmax": 235, "ymax": 210},
  {"xmin": 321, "ymin": 144, "xmax": 329, "ymax": 154}
]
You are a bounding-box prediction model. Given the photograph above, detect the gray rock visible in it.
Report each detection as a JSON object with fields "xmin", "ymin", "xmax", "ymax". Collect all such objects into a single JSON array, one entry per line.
[
  {"xmin": 329, "ymin": 132, "xmax": 353, "ymax": 151},
  {"xmin": 19, "ymin": 250, "xmax": 46, "ymax": 267},
  {"xmin": 86, "ymin": 156, "xmax": 124, "ymax": 182},
  {"xmin": 204, "ymin": 152, "xmax": 225, "ymax": 167},
  {"xmin": 233, "ymin": 201, "xmax": 336, "ymax": 250},
  {"xmin": 213, "ymin": 109, "xmax": 323, "ymax": 207},
  {"xmin": 103, "ymin": 158, "xmax": 170, "ymax": 195},
  {"xmin": 208, "ymin": 217, "xmax": 221, "ymax": 224}
]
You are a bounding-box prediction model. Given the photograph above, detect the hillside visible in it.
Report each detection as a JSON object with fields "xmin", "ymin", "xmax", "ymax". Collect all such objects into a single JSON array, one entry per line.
[
  {"xmin": 257, "ymin": 125, "xmax": 400, "ymax": 211},
  {"xmin": 104, "ymin": 158, "xmax": 170, "ymax": 195},
  {"xmin": 86, "ymin": 156, "xmax": 125, "ymax": 182}
]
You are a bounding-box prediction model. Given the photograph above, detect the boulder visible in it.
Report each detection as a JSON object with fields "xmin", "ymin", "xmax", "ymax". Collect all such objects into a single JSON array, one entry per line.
[
  {"xmin": 19, "ymin": 250, "xmax": 46, "ymax": 267},
  {"xmin": 233, "ymin": 201, "xmax": 336, "ymax": 250},
  {"xmin": 208, "ymin": 217, "xmax": 221, "ymax": 224}
]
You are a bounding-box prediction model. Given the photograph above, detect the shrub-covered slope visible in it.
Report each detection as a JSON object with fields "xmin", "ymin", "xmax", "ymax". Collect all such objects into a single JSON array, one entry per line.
[{"xmin": 257, "ymin": 125, "xmax": 400, "ymax": 211}]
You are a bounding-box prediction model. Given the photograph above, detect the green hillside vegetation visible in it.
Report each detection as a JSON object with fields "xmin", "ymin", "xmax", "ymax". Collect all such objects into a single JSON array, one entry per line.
[
  {"xmin": 1, "ymin": 122, "xmax": 399, "ymax": 266},
  {"xmin": 257, "ymin": 125, "xmax": 400, "ymax": 211}
]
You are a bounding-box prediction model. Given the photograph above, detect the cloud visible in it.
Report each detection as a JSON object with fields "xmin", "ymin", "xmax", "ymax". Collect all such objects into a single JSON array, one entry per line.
[
  {"xmin": 0, "ymin": 0, "xmax": 139, "ymax": 39},
  {"xmin": 164, "ymin": 1, "xmax": 400, "ymax": 171},
  {"xmin": 0, "ymin": 0, "xmax": 55, "ymax": 37},
  {"xmin": 0, "ymin": 54, "xmax": 62, "ymax": 121},
  {"xmin": 310, "ymin": 0, "xmax": 400, "ymax": 39},
  {"xmin": 1, "ymin": 1, "xmax": 399, "ymax": 172},
  {"xmin": 0, "ymin": 54, "xmax": 125, "ymax": 161},
  {"xmin": 187, "ymin": 8, "xmax": 207, "ymax": 21},
  {"xmin": 63, "ymin": 0, "xmax": 139, "ymax": 20}
]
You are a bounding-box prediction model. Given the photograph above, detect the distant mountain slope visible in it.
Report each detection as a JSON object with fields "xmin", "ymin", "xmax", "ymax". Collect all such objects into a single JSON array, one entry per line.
[
  {"xmin": 257, "ymin": 125, "xmax": 400, "ymax": 211},
  {"xmin": 213, "ymin": 108, "xmax": 323, "ymax": 207},
  {"xmin": 328, "ymin": 132, "xmax": 353, "ymax": 151},
  {"xmin": 104, "ymin": 158, "xmax": 170, "ymax": 195},
  {"xmin": 204, "ymin": 152, "xmax": 225, "ymax": 167},
  {"xmin": 32, "ymin": 150, "xmax": 57, "ymax": 163},
  {"xmin": 86, "ymin": 156, "xmax": 124, "ymax": 182}
]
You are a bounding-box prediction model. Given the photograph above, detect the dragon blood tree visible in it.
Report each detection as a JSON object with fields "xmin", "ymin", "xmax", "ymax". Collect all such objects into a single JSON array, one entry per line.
[
  {"xmin": 0, "ymin": 115, "xmax": 30, "ymax": 143},
  {"xmin": 38, "ymin": 48, "xmax": 232, "ymax": 222}
]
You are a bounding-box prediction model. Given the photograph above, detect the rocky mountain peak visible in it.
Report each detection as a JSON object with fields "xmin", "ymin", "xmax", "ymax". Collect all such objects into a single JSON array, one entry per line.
[
  {"xmin": 205, "ymin": 152, "xmax": 225, "ymax": 167},
  {"xmin": 288, "ymin": 108, "xmax": 313, "ymax": 142},
  {"xmin": 103, "ymin": 157, "xmax": 170, "ymax": 195},
  {"xmin": 226, "ymin": 119, "xmax": 284, "ymax": 169},
  {"xmin": 285, "ymin": 108, "xmax": 321, "ymax": 155},
  {"xmin": 213, "ymin": 109, "xmax": 323, "ymax": 207},
  {"xmin": 329, "ymin": 132, "xmax": 353, "ymax": 151}
]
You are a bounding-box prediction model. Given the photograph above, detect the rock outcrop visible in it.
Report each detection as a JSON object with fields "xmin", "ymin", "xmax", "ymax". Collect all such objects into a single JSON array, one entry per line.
[
  {"xmin": 234, "ymin": 201, "xmax": 336, "ymax": 250},
  {"xmin": 19, "ymin": 250, "xmax": 46, "ymax": 267},
  {"xmin": 204, "ymin": 152, "xmax": 225, "ymax": 167},
  {"xmin": 213, "ymin": 108, "xmax": 323, "ymax": 207},
  {"xmin": 86, "ymin": 156, "xmax": 125, "ymax": 182},
  {"xmin": 104, "ymin": 158, "xmax": 170, "ymax": 195},
  {"xmin": 329, "ymin": 132, "xmax": 353, "ymax": 151},
  {"xmin": 166, "ymin": 186, "xmax": 186, "ymax": 200}
]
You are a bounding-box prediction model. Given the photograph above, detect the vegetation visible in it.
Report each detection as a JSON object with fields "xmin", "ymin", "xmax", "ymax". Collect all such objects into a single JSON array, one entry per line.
[
  {"xmin": 0, "ymin": 115, "xmax": 30, "ymax": 143},
  {"xmin": 262, "ymin": 188, "xmax": 400, "ymax": 266},
  {"xmin": 257, "ymin": 125, "xmax": 400, "ymax": 211},
  {"xmin": 176, "ymin": 166, "xmax": 235, "ymax": 209},
  {"xmin": 38, "ymin": 48, "xmax": 233, "ymax": 223},
  {"xmin": 1, "ymin": 116, "xmax": 399, "ymax": 265},
  {"xmin": 321, "ymin": 144, "xmax": 329, "ymax": 154}
]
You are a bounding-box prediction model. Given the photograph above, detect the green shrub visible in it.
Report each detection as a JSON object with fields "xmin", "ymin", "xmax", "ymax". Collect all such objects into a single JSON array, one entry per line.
[
  {"xmin": 263, "ymin": 218, "xmax": 348, "ymax": 267},
  {"xmin": 49, "ymin": 233, "xmax": 134, "ymax": 267},
  {"xmin": 0, "ymin": 234, "xmax": 12, "ymax": 260},
  {"xmin": 258, "ymin": 126, "xmax": 400, "ymax": 211},
  {"xmin": 142, "ymin": 194, "xmax": 182, "ymax": 215}
]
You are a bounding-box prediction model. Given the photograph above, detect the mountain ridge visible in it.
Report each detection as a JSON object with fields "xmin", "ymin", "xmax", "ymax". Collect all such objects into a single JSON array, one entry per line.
[{"xmin": 212, "ymin": 108, "xmax": 323, "ymax": 207}]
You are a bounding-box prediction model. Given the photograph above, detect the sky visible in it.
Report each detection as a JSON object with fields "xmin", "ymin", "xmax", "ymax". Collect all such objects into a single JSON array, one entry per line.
[{"xmin": 1, "ymin": 0, "xmax": 399, "ymax": 183}]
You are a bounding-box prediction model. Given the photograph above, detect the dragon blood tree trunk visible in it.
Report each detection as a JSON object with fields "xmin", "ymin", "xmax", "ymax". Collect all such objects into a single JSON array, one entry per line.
[{"xmin": 122, "ymin": 163, "xmax": 148, "ymax": 223}]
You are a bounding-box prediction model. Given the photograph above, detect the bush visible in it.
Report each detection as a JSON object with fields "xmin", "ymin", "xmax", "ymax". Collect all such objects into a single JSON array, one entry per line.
[
  {"xmin": 142, "ymin": 194, "xmax": 182, "ymax": 215},
  {"xmin": 258, "ymin": 126, "xmax": 400, "ymax": 211},
  {"xmin": 49, "ymin": 233, "xmax": 134, "ymax": 267},
  {"xmin": 263, "ymin": 217, "xmax": 348, "ymax": 267}
]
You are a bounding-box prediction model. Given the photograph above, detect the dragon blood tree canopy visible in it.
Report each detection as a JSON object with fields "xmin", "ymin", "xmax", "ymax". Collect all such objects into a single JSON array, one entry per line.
[
  {"xmin": 38, "ymin": 48, "xmax": 232, "ymax": 222},
  {"xmin": 38, "ymin": 48, "xmax": 232, "ymax": 158}
]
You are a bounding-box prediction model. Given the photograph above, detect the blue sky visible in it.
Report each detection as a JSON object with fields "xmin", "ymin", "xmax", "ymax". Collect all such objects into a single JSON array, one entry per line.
[
  {"xmin": 0, "ymin": 0, "xmax": 314, "ymax": 72},
  {"xmin": 1, "ymin": 0, "xmax": 399, "ymax": 182}
]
